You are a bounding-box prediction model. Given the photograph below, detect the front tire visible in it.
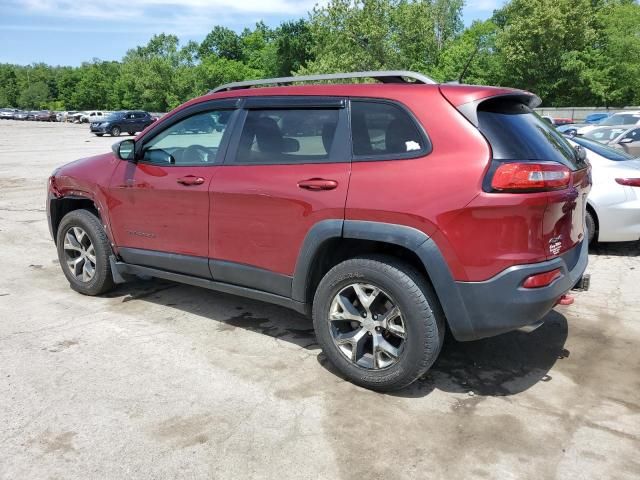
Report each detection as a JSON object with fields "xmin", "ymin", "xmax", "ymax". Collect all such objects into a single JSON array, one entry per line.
[
  {"xmin": 110, "ymin": 126, "xmax": 121, "ymax": 137},
  {"xmin": 312, "ymin": 256, "xmax": 445, "ymax": 392},
  {"xmin": 95, "ymin": 133, "xmax": 104, "ymax": 137},
  {"xmin": 56, "ymin": 209, "xmax": 115, "ymax": 296}
]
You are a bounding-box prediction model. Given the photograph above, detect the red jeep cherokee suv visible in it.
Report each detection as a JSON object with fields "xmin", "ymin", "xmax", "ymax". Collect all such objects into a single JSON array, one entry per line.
[{"xmin": 47, "ymin": 71, "xmax": 590, "ymax": 391}]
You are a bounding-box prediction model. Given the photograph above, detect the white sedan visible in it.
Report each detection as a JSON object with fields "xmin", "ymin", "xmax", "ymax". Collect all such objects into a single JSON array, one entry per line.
[{"xmin": 568, "ymin": 136, "xmax": 640, "ymax": 243}]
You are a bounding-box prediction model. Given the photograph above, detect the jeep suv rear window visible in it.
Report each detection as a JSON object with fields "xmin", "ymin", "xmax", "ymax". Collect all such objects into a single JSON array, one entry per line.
[
  {"xmin": 351, "ymin": 101, "xmax": 427, "ymax": 158},
  {"xmin": 477, "ymin": 98, "xmax": 584, "ymax": 170}
]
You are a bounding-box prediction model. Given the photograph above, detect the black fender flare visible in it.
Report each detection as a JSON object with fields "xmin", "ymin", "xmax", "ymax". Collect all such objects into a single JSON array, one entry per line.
[{"xmin": 291, "ymin": 219, "xmax": 475, "ymax": 340}]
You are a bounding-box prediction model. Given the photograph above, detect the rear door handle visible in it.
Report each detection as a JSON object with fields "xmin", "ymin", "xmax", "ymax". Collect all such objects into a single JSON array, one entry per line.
[
  {"xmin": 177, "ymin": 175, "xmax": 205, "ymax": 186},
  {"xmin": 297, "ymin": 178, "xmax": 338, "ymax": 191}
]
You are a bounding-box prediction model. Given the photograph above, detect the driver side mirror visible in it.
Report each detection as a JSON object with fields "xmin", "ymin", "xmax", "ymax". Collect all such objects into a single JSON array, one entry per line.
[{"xmin": 113, "ymin": 139, "xmax": 136, "ymax": 161}]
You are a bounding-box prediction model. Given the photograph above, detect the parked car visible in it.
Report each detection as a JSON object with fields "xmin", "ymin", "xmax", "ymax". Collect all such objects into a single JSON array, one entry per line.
[
  {"xmin": 34, "ymin": 110, "xmax": 57, "ymax": 122},
  {"xmin": 556, "ymin": 124, "xmax": 585, "ymax": 137},
  {"xmin": 0, "ymin": 108, "xmax": 19, "ymax": 119},
  {"xmin": 26, "ymin": 111, "xmax": 38, "ymax": 121},
  {"xmin": 57, "ymin": 111, "xmax": 78, "ymax": 122},
  {"xmin": 542, "ymin": 115, "xmax": 574, "ymax": 126},
  {"xmin": 90, "ymin": 110, "xmax": 156, "ymax": 137},
  {"xmin": 13, "ymin": 111, "xmax": 28, "ymax": 120},
  {"xmin": 47, "ymin": 71, "xmax": 590, "ymax": 391},
  {"xmin": 80, "ymin": 111, "xmax": 108, "ymax": 123},
  {"xmin": 584, "ymin": 112, "xmax": 611, "ymax": 124},
  {"xmin": 583, "ymin": 126, "xmax": 640, "ymax": 157},
  {"xmin": 68, "ymin": 112, "xmax": 85, "ymax": 123},
  {"xmin": 577, "ymin": 111, "xmax": 640, "ymax": 135},
  {"xmin": 568, "ymin": 135, "xmax": 640, "ymax": 244}
]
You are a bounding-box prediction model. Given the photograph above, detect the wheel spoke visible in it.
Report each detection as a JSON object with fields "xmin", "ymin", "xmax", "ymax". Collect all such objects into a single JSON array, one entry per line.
[
  {"xmin": 85, "ymin": 244, "xmax": 96, "ymax": 265},
  {"xmin": 335, "ymin": 328, "xmax": 367, "ymax": 363},
  {"xmin": 386, "ymin": 321, "xmax": 406, "ymax": 339},
  {"xmin": 330, "ymin": 293, "xmax": 363, "ymax": 322},
  {"xmin": 67, "ymin": 256, "xmax": 84, "ymax": 277},
  {"xmin": 72, "ymin": 227, "xmax": 86, "ymax": 245},
  {"xmin": 64, "ymin": 232, "xmax": 83, "ymax": 252},
  {"xmin": 373, "ymin": 333, "xmax": 400, "ymax": 368},
  {"xmin": 82, "ymin": 260, "xmax": 95, "ymax": 281},
  {"xmin": 353, "ymin": 283, "xmax": 380, "ymax": 310}
]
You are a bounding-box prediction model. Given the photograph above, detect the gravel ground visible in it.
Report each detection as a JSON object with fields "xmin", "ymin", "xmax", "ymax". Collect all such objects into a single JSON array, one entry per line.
[{"xmin": 0, "ymin": 120, "xmax": 639, "ymax": 480}]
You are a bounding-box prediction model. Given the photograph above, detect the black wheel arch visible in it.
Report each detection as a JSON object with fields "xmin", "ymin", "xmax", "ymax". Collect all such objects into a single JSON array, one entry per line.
[
  {"xmin": 292, "ymin": 219, "xmax": 475, "ymax": 340},
  {"xmin": 47, "ymin": 195, "xmax": 101, "ymax": 245}
]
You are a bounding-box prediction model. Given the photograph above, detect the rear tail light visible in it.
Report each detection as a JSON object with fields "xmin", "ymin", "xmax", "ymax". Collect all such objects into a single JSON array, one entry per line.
[
  {"xmin": 615, "ymin": 178, "xmax": 640, "ymax": 187},
  {"xmin": 522, "ymin": 268, "xmax": 562, "ymax": 288},
  {"xmin": 491, "ymin": 163, "xmax": 571, "ymax": 192}
]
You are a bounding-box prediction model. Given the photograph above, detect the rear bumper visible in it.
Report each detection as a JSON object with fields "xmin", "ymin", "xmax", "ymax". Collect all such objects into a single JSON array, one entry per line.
[{"xmin": 452, "ymin": 239, "xmax": 588, "ymax": 340}]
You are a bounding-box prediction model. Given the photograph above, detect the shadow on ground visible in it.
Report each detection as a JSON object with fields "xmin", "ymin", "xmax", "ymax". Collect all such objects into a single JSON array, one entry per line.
[
  {"xmin": 589, "ymin": 240, "xmax": 640, "ymax": 257},
  {"xmin": 107, "ymin": 278, "xmax": 569, "ymax": 399}
]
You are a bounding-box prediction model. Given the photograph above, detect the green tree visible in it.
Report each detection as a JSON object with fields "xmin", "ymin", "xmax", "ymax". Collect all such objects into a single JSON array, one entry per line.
[
  {"xmin": 274, "ymin": 19, "xmax": 315, "ymax": 76},
  {"xmin": 494, "ymin": 0, "xmax": 602, "ymax": 105},
  {"xmin": 302, "ymin": 0, "xmax": 464, "ymax": 75},
  {"xmin": 0, "ymin": 66, "xmax": 19, "ymax": 106},
  {"xmin": 435, "ymin": 20, "xmax": 501, "ymax": 84},
  {"xmin": 199, "ymin": 26, "xmax": 243, "ymax": 60},
  {"xmin": 18, "ymin": 81, "xmax": 50, "ymax": 108}
]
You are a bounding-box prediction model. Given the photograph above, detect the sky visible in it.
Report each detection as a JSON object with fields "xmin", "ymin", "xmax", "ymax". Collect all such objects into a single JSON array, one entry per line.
[{"xmin": 0, "ymin": 0, "xmax": 504, "ymax": 66}]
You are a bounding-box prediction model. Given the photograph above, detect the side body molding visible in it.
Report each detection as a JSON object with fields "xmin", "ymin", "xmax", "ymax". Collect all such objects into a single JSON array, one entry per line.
[{"xmin": 291, "ymin": 219, "xmax": 476, "ymax": 340}]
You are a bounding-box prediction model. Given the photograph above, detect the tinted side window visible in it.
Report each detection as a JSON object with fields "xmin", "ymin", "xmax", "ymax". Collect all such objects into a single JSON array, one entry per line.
[
  {"xmin": 626, "ymin": 128, "xmax": 640, "ymax": 140},
  {"xmin": 351, "ymin": 101, "xmax": 427, "ymax": 158},
  {"xmin": 233, "ymin": 109, "xmax": 339, "ymax": 164},
  {"xmin": 141, "ymin": 110, "xmax": 234, "ymax": 165}
]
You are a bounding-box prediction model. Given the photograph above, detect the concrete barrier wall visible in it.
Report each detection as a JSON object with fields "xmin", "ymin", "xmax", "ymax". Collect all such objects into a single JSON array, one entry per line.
[{"xmin": 534, "ymin": 106, "xmax": 640, "ymax": 121}]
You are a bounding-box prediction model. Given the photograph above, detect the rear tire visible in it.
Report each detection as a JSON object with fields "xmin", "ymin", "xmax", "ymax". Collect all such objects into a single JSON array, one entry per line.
[
  {"xmin": 56, "ymin": 209, "xmax": 115, "ymax": 296},
  {"xmin": 586, "ymin": 209, "xmax": 597, "ymax": 245},
  {"xmin": 127, "ymin": 132, "xmax": 135, "ymax": 136},
  {"xmin": 312, "ymin": 256, "xmax": 445, "ymax": 392}
]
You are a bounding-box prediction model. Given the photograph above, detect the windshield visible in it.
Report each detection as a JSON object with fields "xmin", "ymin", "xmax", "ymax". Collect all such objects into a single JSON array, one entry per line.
[
  {"xmin": 584, "ymin": 127, "xmax": 627, "ymax": 142},
  {"xmin": 104, "ymin": 112, "xmax": 124, "ymax": 120},
  {"xmin": 570, "ymin": 135, "xmax": 635, "ymax": 161},
  {"xmin": 600, "ymin": 114, "xmax": 640, "ymax": 126}
]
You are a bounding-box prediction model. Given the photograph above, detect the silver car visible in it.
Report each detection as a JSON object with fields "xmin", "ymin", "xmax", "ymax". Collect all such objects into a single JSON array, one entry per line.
[
  {"xmin": 569, "ymin": 136, "xmax": 640, "ymax": 243},
  {"xmin": 583, "ymin": 126, "xmax": 640, "ymax": 157}
]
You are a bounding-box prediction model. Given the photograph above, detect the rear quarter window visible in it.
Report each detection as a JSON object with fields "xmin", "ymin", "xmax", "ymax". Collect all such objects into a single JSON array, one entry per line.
[{"xmin": 350, "ymin": 100, "xmax": 430, "ymax": 159}]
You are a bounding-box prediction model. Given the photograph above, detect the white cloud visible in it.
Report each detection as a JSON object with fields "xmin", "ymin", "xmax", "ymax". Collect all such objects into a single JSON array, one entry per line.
[{"xmin": 2, "ymin": 0, "xmax": 325, "ymax": 34}]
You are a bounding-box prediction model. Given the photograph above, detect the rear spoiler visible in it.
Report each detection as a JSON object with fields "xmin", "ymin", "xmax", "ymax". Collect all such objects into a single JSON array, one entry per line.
[{"xmin": 439, "ymin": 85, "xmax": 541, "ymax": 128}]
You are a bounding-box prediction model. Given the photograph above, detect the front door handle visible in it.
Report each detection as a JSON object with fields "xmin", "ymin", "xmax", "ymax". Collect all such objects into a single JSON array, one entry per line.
[
  {"xmin": 297, "ymin": 178, "xmax": 338, "ymax": 191},
  {"xmin": 177, "ymin": 175, "xmax": 205, "ymax": 186}
]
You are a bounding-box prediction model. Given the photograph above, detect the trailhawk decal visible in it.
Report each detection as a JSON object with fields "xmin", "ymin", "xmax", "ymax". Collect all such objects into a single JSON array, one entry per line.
[{"xmin": 549, "ymin": 236, "xmax": 563, "ymax": 256}]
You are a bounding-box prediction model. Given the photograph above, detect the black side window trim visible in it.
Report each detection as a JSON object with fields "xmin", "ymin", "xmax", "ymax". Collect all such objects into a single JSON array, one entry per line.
[
  {"xmin": 244, "ymin": 96, "xmax": 346, "ymax": 110},
  {"xmin": 348, "ymin": 98, "xmax": 432, "ymax": 162},
  {"xmin": 223, "ymin": 102, "xmax": 351, "ymax": 166}
]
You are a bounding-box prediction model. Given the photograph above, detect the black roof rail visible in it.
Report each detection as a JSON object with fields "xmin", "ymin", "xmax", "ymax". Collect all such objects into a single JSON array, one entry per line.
[{"xmin": 209, "ymin": 70, "xmax": 437, "ymax": 94}]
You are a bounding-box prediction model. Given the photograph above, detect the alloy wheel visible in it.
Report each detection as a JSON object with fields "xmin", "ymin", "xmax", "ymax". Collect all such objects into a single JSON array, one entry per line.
[
  {"xmin": 63, "ymin": 227, "xmax": 96, "ymax": 282},
  {"xmin": 328, "ymin": 283, "xmax": 406, "ymax": 369}
]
